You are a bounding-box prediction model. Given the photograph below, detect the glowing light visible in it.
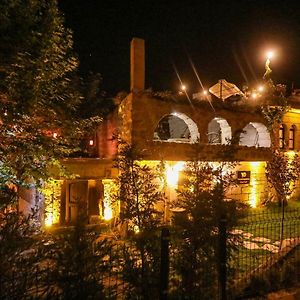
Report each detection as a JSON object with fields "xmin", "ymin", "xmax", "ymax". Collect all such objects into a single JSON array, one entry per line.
[
  {"xmin": 103, "ymin": 179, "xmax": 117, "ymax": 221},
  {"xmin": 248, "ymin": 162, "xmax": 265, "ymax": 208},
  {"xmin": 89, "ymin": 139, "xmax": 94, "ymax": 146},
  {"xmin": 45, "ymin": 213, "xmax": 53, "ymax": 227},
  {"xmin": 133, "ymin": 225, "xmax": 140, "ymax": 234},
  {"xmin": 181, "ymin": 84, "xmax": 187, "ymax": 91},
  {"xmin": 53, "ymin": 132, "xmax": 58, "ymax": 138},
  {"xmin": 166, "ymin": 161, "xmax": 185, "ymax": 187},
  {"xmin": 252, "ymin": 92, "xmax": 258, "ymax": 99},
  {"xmin": 104, "ymin": 206, "xmax": 113, "ymax": 221},
  {"xmin": 203, "ymin": 90, "xmax": 208, "ymax": 95},
  {"xmin": 258, "ymin": 85, "xmax": 264, "ymax": 92},
  {"xmin": 266, "ymin": 51, "xmax": 274, "ymax": 60}
]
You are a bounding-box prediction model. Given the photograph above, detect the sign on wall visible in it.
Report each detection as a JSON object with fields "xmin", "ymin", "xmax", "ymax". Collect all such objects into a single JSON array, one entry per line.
[{"xmin": 237, "ymin": 171, "xmax": 251, "ymax": 184}]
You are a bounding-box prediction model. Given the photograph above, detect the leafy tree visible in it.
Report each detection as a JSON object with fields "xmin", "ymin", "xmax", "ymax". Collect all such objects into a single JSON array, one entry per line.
[
  {"xmin": 0, "ymin": 0, "xmax": 101, "ymax": 209},
  {"xmin": 41, "ymin": 201, "xmax": 111, "ymax": 299},
  {"xmin": 170, "ymin": 157, "xmax": 247, "ymax": 298},
  {"xmin": 114, "ymin": 142, "xmax": 164, "ymax": 299},
  {"xmin": 266, "ymin": 150, "xmax": 300, "ymax": 206}
]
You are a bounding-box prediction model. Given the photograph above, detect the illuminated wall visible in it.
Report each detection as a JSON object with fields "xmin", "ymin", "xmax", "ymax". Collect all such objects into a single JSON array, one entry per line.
[
  {"xmin": 44, "ymin": 179, "xmax": 62, "ymax": 227},
  {"xmin": 102, "ymin": 179, "xmax": 118, "ymax": 221}
]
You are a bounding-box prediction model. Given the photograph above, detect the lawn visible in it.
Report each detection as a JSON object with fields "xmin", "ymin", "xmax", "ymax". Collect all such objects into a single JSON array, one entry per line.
[{"xmin": 231, "ymin": 200, "xmax": 300, "ymax": 278}]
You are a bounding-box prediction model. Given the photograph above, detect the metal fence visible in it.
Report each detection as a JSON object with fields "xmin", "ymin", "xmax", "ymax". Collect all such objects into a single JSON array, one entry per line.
[{"xmin": 1, "ymin": 208, "xmax": 299, "ymax": 299}]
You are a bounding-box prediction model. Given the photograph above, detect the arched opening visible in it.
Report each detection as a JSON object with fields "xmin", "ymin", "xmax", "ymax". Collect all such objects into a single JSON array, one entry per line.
[
  {"xmin": 208, "ymin": 117, "xmax": 232, "ymax": 144},
  {"xmin": 154, "ymin": 112, "xmax": 199, "ymax": 143},
  {"xmin": 239, "ymin": 122, "xmax": 271, "ymax": 148}
]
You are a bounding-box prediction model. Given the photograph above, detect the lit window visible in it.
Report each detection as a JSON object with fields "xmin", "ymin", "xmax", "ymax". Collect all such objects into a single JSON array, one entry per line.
[
  {"xmin": 279, "ymin": 124, "xmax": 285, "ymax": 149},
  {"xmin": 289, "ymin": 125, "xmax": 295, "ymax": 150}
]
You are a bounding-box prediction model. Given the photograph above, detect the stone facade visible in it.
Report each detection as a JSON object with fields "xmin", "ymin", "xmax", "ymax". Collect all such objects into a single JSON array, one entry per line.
[{"xmin": 47, "ymin": 38, "xmax": 300, "ymax": 226}]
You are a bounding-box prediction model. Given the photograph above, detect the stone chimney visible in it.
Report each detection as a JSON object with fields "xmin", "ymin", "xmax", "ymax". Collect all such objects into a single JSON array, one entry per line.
[{"xmin": 130, "ymin": 38, "xmax": 145, "ymax": 91}]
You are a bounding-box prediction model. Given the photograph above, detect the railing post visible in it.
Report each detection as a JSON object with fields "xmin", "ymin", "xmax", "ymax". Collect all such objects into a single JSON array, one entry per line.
[
  {"xmin": 159, "ymin": 227, "xmax": 170, "ymax": 300},
  {"xmin": 219, "ymin": 216, "xmax": 227, "ymax": 300}
]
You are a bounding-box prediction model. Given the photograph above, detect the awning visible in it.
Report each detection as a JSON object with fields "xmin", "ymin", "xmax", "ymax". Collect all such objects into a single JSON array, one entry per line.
[{"xmin": 209, "ymin": 79, "xmax": 244, "ymax": 100}]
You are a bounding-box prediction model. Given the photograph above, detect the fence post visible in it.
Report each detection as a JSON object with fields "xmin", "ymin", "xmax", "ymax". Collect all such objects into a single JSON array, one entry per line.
[
  {"xmin": 159, "ymin": 227, "xmax": 170, "ymax": 300},
  {"xmin": 218, "ymin": 216, "xmax": 227, "ymax": 300}
]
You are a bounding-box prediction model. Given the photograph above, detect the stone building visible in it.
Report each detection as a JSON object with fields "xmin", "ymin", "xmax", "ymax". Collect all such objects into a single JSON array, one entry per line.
[{"xmin": 43, "ymin": 38, "xmax": 300, "ymax": 226}]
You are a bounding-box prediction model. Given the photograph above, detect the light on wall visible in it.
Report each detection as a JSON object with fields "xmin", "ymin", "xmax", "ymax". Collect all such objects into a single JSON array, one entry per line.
[
  {"xmin": 102, "ymin": 179, "xmax": 117, "ymax": 221},
  {"xmin": 166, "ymin": 161, "xmax": 185, "ymax": 187},
  {"xmin": 45, "ymin": 212, "xmax": 53, "ymax": 227}
]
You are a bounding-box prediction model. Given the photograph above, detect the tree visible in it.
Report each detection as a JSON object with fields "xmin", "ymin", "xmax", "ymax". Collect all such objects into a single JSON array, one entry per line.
[
  {"xmin": 170, "ymin": 156, "xmax": 247, "ymax": 298},
  {"xmin": 114, "ymin": 142, "xmax": 164, "ymax": 299},
  {"xmin": 266, "ymin": 150, "xmax": 300, "ymax": 206},
  {"xmin": 0, "ymin": 0, "xmax": 101, "ymax": 209},
  {"xmin": 0, "ymin": 2, "xmax": 102, "ymax": 296}
]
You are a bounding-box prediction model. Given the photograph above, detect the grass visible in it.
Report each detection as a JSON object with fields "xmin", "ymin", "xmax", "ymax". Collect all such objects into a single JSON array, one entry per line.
[{"xmin": 231, "ymin": 200, "xmax": 300, "ymax": 277}]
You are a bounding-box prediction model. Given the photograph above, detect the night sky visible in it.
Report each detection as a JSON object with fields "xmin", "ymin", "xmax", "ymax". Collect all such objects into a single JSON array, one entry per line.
[{"xmin": 59, "ymin": 1, "xmax": 300, "ymax": 96}]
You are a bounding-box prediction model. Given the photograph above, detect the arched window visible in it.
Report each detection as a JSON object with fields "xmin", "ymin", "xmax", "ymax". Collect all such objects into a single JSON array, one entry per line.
[
  {"xmin": 279, "ymin": 124, "xmax": 285, "ymax": 149},
  {"xmin": 208, "ymin": 117, "xmax": 232, "ymax": 145},
  {"xmin": 154, "ymin": 112, "xmax": 199, "ymax": 143},
  {"xmin": 289, "ymin": 125, "xmax": 296, "ymax": 150},
  {"xmin": 239, "ymin": 122, "xmax": 271, "ymax": 148}
]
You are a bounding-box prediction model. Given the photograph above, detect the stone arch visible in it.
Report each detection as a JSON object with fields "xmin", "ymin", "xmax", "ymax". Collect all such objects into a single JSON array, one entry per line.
[
  {"xmin": 208, "ymin": 117, "xmax": 232, "ymax": 145},
  {"xmin": 154, "ymin": 112, "xmax": 199, "ymax": 143},
  {"xmin": 239, "ymin": 122, "xmax": 271, "ymax": 148}
]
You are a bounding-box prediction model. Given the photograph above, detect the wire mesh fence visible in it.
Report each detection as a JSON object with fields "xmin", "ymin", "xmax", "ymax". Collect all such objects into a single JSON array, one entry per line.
[{"xmin": 0, "ymin": 207, "xmax": 299, "ymax": 299}]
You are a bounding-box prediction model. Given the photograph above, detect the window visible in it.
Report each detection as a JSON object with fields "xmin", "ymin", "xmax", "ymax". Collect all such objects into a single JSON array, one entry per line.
[
  {"xmin": 279, "ymin": 124, "xmax": 285, "ymax": 149},
  {"xmin": 289, "ymin": 125, "xmax": 295, "ymax": 150}
]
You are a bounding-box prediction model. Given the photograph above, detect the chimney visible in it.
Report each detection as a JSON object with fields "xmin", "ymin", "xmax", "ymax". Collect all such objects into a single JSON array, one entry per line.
[{"xmin": 130, "ymin": 38, "xmax": 145, "ymax": 91}]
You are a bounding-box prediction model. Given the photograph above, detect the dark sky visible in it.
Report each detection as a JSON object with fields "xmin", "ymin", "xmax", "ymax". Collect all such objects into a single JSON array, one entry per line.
[{"xmin": 59, "ymin": 0, "xmax": 300, "ymax": 95}]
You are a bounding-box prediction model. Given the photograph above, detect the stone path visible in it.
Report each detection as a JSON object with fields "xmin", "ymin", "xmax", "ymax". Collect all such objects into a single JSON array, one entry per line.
[{"xmin": 230, "ymin": 229, "xmax": 296, "ymax": 253}]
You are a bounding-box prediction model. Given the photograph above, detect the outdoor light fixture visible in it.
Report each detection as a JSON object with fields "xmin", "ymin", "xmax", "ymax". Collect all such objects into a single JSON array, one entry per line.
[
  {"xmin": 89, "ymin": 139, "xmax": 94, "ymax": 146},
  {"xmin": 203, "ymin": 89, "xmax": 208, "ymax": 95},
  {"xmin": 181, "ymin": 84, "xmax": 187, "ymax": 91}
]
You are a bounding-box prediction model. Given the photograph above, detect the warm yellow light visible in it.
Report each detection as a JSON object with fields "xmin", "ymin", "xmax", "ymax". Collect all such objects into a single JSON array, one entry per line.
[
  {"xmin": 248, "ymin": 162, "xmax": 265, "ymax": 208},
  {"xmin": 203, "ymin": 90, "xmax": 208, "ymax": 95},
  {"xmin": 181, "ymin": 84, "xmax": 187, "ymax": 91},
  {"xmin": 89, "ymin": 139, "xmax": 94, "ymax": 146},
  {"xmin": 102, "ymin": 179, "xmax": 117, "ymax": 221},
  {"xmin": 166, "ymin": 162, "xmax": 185, "ymax": 187},
  {"xmin": 53, "ymin": 132, "xmax": 58, "ymax": 138},
  {"xmin": 103, "ymin": 206, "xmax": 113, "ymax": 221},
  {"xmin": 286, "ymin": 150, "xmax": 296, "ymax": 159},
  {"xmin": 252, "ymin": 92, "xmax": 257, "ymax": 99},
  {"xmin": 45, "ymin": 213, "xmax": 53, "ymax": 227},
  {"xmin": 258, "ymin": 85, "xmax": 264, "ymax": 92},
  {"xmin": 133, "ymin": 225, "xmax": 140, "ymax": 234},
  {"xmin": 266, "ymin": 51, "xmax": 274, "ymax": 60}
]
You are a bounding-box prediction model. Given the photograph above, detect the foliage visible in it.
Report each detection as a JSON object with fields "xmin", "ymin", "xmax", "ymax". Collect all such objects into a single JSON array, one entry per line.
[
  {"xmin": 115, "ymin": 142, "xmax": 164, "ymax": 233},
  {"xmin": 0, "ymin": 0, "xmax": 101, "ymax": 205},
  {"xmin": 40, "ymin": 202, "xmax": 110, "ymax": 299},
  {"xmin": 170, "ymin": 158, "xmax": 248, "ymax": 298},
  {"xmin": 0, "ymin": 187, "xmax": 41, "ymax": 299},
  {"xmin": 260, "ymin": 77, "xmax": 289, "ymax": 130},
  {"xmin": 114, "ymin": 142, "xmax": 165, "ymax": 298},
  {"xmin": 266, "ymin": 150, "xmax": 300, "ymax": 205}
]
